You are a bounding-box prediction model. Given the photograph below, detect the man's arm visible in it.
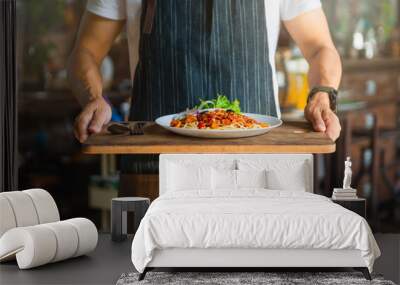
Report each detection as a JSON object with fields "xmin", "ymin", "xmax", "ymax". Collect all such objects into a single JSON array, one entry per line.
[
  {"xmin": 68, "ymin": 11, "xmax": 124, "ymax": 142},
  {"xmin": 284, "ymin": 8, "xmax": 342, "ymax": 141}
]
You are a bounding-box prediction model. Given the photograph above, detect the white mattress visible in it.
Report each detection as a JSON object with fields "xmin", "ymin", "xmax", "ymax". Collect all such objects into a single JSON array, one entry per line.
[{"xmin": 131, "ymin": 190, "xmax": 380, "ymax": 273}]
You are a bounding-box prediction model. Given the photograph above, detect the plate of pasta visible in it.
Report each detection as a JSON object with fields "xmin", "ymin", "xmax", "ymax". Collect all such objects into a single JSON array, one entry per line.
[{"xmin": 155, "ymin": 95, "xmax": 282, "ymax": 138}]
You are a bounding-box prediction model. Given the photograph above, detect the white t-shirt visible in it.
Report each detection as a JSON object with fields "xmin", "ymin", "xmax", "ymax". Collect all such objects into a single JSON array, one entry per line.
[{"xmin": 87, "ymin": 0, "xmax": 321, "ymax": 116}]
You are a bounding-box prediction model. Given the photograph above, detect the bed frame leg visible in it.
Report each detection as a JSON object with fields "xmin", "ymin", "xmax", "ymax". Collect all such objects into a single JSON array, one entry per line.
[
  {"xmin": 138, "ymin": 268, "xmax": 148, "ymax": 281},
  {"xmin": 354, "ymin": 267, "xmax": 371, "ymax": 280}
]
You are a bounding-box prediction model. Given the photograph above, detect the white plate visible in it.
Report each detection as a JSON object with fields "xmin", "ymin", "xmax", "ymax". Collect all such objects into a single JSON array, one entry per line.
[{"xmin": 155, "ymin": 113, "xmax": 283, "ymax": 139}]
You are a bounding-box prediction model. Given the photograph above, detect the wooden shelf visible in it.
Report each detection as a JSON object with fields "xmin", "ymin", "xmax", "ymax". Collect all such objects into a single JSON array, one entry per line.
[{"xmin": 343, "ymin": 57, "xmax": 400, "ymax": 72}]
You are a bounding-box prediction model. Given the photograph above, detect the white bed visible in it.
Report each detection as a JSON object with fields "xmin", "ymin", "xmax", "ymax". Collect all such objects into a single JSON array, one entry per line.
[{"xmin": 131, "ymin": 154, "xmax": 380, "ymax": 280}]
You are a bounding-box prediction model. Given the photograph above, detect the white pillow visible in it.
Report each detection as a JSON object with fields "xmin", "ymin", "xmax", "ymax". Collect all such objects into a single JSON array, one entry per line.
[
  {"xmin": 237, "ymin": 169, "xmax": 267, "ymax": 189},
  {"xmin": 212, "ymin": 169, "xmax": 237, "ymax": 190},
  {"xmin": 167, "ymin": 162, "xmax": 212, "ymax": 191},
  {"xmin": 238, "ymin": 159, "xmax": 309, "ymax": 192},
  {"xmin": 266, "ymin": 169, "xmax": 306, "ymax": 191},
  {"xmin": 212, "ymin": 169, "xmax": 267, "ymax": 190}
]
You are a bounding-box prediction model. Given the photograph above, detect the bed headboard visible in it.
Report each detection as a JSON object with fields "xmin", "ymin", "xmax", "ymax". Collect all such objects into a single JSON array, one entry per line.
[{"xmin": 159, "ymin": 154, "xmax": 314, "ymax": 195}]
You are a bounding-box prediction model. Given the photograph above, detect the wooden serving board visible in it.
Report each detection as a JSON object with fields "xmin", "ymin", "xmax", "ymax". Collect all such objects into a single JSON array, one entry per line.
[{"xmin": 83, "ymin": 121, "xmax": 335, "ymax": 154}]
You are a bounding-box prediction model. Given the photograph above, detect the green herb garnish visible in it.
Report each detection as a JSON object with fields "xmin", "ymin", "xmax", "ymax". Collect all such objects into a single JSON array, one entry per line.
[{"xmin": 195, "ymin": 94, "xmax": 241, "ymax": 113}]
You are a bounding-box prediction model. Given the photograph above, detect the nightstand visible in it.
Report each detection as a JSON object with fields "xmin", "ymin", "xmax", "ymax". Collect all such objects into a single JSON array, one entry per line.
[
  {"xmin": 111, "ymin": 197, "xmax": 150, "ymax": 242},
  {"xmin": 331, "ymin": 198, "xmax": 366, "ymax": 218}
]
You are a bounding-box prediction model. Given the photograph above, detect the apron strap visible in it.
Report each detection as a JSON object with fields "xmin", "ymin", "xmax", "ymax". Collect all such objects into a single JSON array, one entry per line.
[{"xmin": 143, "ymin": 0, "xmax": 157, "ymax": 34}]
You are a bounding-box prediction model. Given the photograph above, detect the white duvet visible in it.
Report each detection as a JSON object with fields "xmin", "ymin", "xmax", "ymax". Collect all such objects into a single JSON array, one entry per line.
[{"xmin": 131, "ymin": 190, "xmax": 380, "ymax": 273}]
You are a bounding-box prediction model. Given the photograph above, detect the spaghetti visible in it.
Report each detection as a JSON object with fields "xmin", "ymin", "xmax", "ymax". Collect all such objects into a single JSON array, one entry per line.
[{"xmin": 170, "ymin": 109, "xmax": 269, "ymax": 130}]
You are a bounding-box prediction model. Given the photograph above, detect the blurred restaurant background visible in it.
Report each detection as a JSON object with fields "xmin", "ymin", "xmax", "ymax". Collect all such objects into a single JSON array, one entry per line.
[{"xmin": 15, "ymin": 0, "xmax": 400, "ymax": 232}]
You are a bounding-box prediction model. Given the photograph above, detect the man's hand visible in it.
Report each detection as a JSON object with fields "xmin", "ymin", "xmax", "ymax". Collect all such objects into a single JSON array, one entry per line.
[
  {"xmin": 74, "ymin": 98, "xmax": 112, "ymax": 143},
  {"xmin": 304, "ymin": 92, "xmax": 341, "ymax": 141}
]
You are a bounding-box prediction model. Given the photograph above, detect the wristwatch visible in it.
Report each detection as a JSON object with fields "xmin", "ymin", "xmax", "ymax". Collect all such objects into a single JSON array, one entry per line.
[{"xmin": 307, "ymin": 86, "xmax": 338, "ymax": 113}]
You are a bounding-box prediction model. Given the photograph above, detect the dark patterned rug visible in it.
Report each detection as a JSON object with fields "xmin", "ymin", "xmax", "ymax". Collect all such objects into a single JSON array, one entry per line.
[{"xmin": 116, "ymin": 272, "xmax": 396, "ymax": 285}]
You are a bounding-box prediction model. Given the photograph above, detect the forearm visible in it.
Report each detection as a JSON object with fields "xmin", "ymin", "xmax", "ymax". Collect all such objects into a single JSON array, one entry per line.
[
  {"xmin": 284, "ymin": 8, "xmax": 342, "ymax": 140},
  {"xmin": 307, "ymin": 46, "xmax": 342, "ymax": 89},
  {"xmin": 67, "ymin": 47, "xmax": 103, "ymax": 107},
  {"xmin": 304, "ymin": 46, "xmax": 342, "ymax": 141}
]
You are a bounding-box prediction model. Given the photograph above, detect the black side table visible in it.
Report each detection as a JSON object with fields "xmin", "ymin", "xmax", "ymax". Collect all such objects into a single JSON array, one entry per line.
[
  {"xmin": 331, "ymin": 198, "xmax": 366, "ymax": 218},
  {"xmin": 111, "ymin": 197, "xmax": 150, "ymax": 242}
]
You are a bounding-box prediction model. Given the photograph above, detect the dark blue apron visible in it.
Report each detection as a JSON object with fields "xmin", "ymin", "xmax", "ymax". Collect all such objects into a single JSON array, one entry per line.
[{"xmin": 122, "ymin": 0, "xmax": 277, "ymax": 174}]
